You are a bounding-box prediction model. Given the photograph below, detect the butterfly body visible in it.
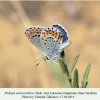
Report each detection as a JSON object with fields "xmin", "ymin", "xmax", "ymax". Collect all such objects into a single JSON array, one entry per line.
[{"xmin": 25, "ymin": 23, "xmax": 71, "ymax": 63}]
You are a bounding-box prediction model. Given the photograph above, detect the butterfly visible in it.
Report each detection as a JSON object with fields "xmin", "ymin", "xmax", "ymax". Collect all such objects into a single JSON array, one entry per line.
[{"xmin": 25, "ymin": 23, "xmax": 71, "ymax": 66}]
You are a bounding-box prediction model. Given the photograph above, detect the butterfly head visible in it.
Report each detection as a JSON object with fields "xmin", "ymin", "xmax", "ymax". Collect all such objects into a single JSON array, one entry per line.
[{"xmin": 44, "ymin": 56, "xmax": 50, "ymax": 62}]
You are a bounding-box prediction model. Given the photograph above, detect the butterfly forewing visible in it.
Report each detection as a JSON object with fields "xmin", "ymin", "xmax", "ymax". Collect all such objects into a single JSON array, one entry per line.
[{"xmin": 25, "ymin": 26, "xmax": 47, "ymax": 55}]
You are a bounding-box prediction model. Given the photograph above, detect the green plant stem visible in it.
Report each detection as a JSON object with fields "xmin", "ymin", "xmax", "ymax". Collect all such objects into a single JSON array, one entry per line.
[{"xmin": 67, "ymin": 77, "xmax": 73, "ymax": 88}]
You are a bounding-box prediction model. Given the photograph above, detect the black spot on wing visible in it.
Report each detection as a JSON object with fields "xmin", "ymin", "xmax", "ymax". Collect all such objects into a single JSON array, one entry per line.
[
  {"xmin": 37, "ymin": 41, "xmax": 40, "ymax": 43},
  {"xmin": 38, "ymin": 35, "xmax": 40, "ymax": 37}
]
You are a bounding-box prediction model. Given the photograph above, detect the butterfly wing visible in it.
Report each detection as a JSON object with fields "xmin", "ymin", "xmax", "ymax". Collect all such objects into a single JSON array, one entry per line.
[
  {"xmin": 51, "ymin": 23, "xmax": 71, "ymax": 49},
  {"xmin": 51, "ymin": 23, "xmax": 69, "ymax": 43},
  {"xmin": 25, "ymin": 26, "xmax": 47, "ymax": 55},
  {"xmin": 40, "ymin": 26, "xmax": 63, "ymax": 59},
  {"xmin": 25, "ymin": 24, "xmax": 71, "ymax": 61}
]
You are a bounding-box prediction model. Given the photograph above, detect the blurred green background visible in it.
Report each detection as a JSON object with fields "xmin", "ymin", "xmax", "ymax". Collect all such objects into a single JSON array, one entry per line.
[{"xmin": 0, "ymin": 1, "xmax": 100, "ymax": 88}]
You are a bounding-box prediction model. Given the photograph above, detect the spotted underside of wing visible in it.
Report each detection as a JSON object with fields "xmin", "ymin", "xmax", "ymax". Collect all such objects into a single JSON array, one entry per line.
[
  {"xmin": 40, "ymin": 27, "xmax": 63, "ymax": 56},
  {"xmin": 25, "ymin": 26, "xmax": 47, "ymax": 55}
]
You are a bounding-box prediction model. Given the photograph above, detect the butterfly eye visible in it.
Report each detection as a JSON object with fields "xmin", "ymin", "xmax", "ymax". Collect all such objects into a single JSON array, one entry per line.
[{"xmin": 44, "ymin": 56, "xmax": 50, "ymax": 61}]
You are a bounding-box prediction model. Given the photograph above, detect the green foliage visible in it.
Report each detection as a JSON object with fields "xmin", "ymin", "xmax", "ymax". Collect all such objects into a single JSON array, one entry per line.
[
  {"xmin": 81, "ymin": 63, "xmax": 91, "ymax": 88},
  {"xmin": 73, "ymin": 69, "xmax": 79, "ymax": 88},
  {"xmin": 58, "ymin": 58, "xmax": 69, "ymax": 77},
  {"xmin": 58, "ymin": 51, "xmax": 91, "ymax": 88},
  {"xmin": 69, "ymin": 54, "xmax": 80, "ymax": 79}
]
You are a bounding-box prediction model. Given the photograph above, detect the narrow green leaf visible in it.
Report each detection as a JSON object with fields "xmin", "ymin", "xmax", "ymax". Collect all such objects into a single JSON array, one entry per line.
[
  {"xmin": 73, "ymin": 69, "xmax": 79, "ymax": 88},
  {"xmin": 58, "ymin": 58, "xmax": 72, "ymax": 88},
  {"xmin": 58, "ymin": 58, "xmax": 69, "ymax": 77},
  {"xmin": 59, "ymin": 51, "xmax": 72, "ymax": 88},
  {"xmin": 81, "ymin": 63, "xmax": 91, "ymax": 88},
  {"xmin": 69, "ymin": 54, "xmax": 80, "ymax": 78}
]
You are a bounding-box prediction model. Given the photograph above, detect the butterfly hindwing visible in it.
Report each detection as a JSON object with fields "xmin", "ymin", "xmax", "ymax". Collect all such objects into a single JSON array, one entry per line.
[
  {"xmin": 51, "ymin": 23, "xmax": 71, "ymax": 49},
  {"xmin": 40, "ymin": 26, "xmax": 63, "ymax": 56},
  {"xmin": 51, "ymin": 23, "xmax": 69, "ymax": 43}
]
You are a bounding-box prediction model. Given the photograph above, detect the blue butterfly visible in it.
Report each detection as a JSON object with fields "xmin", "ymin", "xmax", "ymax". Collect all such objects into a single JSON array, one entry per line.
[{"xmin": 25, "ymin": 23, "xmax": 71, "ymax": 66}]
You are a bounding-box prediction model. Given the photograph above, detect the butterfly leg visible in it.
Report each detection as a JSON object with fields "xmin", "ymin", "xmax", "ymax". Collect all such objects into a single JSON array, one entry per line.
[{"xmin": 54, "ymin": 60, "xmax": 59, "ymax": 65}]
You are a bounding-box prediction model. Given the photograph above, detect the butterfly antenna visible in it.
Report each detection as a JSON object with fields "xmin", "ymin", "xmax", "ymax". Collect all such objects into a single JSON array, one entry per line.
[
  {"xmin": 35, "ymin": 57, "xmax": 44, "ymax": 67},
  {"xmin": 34, "ymin": 57, "xmax": 43, "ymax": 62}
]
